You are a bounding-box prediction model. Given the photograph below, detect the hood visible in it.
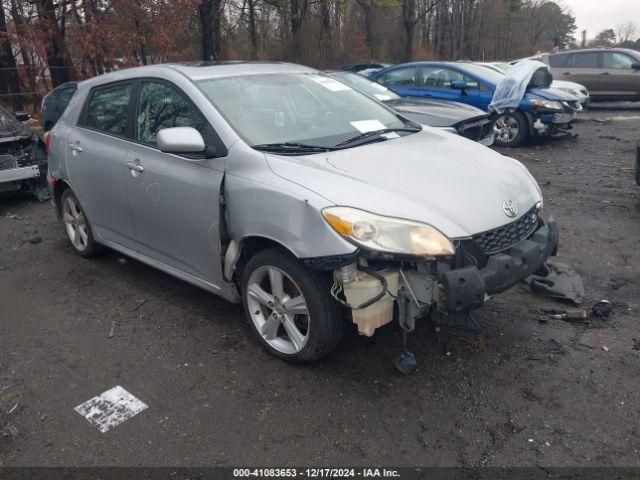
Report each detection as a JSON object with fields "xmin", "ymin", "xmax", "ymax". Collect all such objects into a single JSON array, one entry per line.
[
  {"xmin": 526, "ymin": 87, "xmax": 578, "ymax": 101},
  {"xmin": 265, "ymin": 129, "xmax": 542, "ymax": 239},
  {"xmin": 551, "ymin": 80, "xmax": 586, "ymax": 91},
  {"xmin": 385, "ymin": 98, "xmax": 486, "ymax": 127},
  {"xmin": 0, "ymin": 106, "xmax": 30, "ymax": 138}
]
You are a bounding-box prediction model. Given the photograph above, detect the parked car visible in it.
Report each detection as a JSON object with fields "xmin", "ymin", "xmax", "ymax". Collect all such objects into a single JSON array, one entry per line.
[
  {"xmin": 41, "ymin": 81, "xmax": 78, "ymax": 131},
  {"xmin": 339, "ymin": 62, "xmax": 391, "ymax": 73},
  {"xmin": 0, "ymin": 105, "xmax": 49, "ymax": 201},
  {"xmin": 326, "ymin": 70, "xmax": 493, "ymax": 145},
  {"xmin": 47, "ymin": 62, "xmax": 558, "ymax": 363},
  {"xmin": 481, "ymin": 62, "xmax": 591, "ymax": 108},
  {"xmin": 531, "ymin": 49, "xmax": 640, "ymax": 102},
  {"xmin": 370, "ymin": 61, "xmax": 582, "ymax": 147}
]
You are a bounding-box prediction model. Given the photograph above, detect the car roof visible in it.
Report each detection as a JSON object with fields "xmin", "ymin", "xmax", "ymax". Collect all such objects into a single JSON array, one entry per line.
[
  {"xmin": 549, "ymin": 48, "xmax": 640, "ymax": 56},
  {"xmin": 76, "ymin": 61, "xmax": 317, "ymax": 88}
]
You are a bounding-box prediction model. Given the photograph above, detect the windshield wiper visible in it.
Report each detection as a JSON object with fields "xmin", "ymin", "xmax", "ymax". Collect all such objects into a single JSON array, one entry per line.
[
  {"xmin": 335, "ymin": 127, "xmax": 421, "ymax": 147},
  {"xmin": 252, "ymin": 142, "xmax": 335, "ymax": 154}
]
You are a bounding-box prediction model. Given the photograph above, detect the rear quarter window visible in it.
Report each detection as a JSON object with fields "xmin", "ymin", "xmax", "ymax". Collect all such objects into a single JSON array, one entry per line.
[
  {"xmin": 83, "ymin": 83, "xmax": 132, "ymax": 136},
  {"xmin": 567, "ymin": 52, "xmax": 599, "ymax": 68}
]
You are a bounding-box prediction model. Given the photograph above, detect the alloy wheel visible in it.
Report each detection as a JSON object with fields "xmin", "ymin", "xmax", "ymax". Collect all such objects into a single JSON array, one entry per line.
[
  {"xmin": 62, "ymin": 195, "xmax": 89, "ymax": 252},
  {"xmin": 246, "ymin": 265, "xmax": 310, "ymax": 355},
  {"xmin": 493, "ymin": 114, "xmax": 520, "ymax": 143}
]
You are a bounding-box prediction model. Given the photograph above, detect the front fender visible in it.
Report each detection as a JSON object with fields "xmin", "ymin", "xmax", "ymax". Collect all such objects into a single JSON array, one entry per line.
[{"xmin": 224, "ymin": 173, "xmax": 356, "ymax": 259}]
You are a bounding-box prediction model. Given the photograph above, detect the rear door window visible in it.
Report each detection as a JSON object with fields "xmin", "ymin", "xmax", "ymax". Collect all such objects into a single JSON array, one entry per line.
[
  {"xmin": 567, "ymin": 52, "xmax": 599, "ymax": 68},
  {"xmin": 602, "ymin": 52, "xmax": 635, "ymax": 69},
  {"xmin": 378, "ymin": 67, "xmax": 417, "ymax": 87},
  {"xmin": 84, "ymin": 83, "xmax": 132, "ymax": 136},
  {"xmin": 136, "ymin": 81, "xmax": 208, "ymax": 145}
]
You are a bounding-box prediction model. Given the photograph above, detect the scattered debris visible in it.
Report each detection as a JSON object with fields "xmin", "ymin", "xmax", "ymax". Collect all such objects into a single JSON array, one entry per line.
[
  {"xmin": 108, "ymin": 320, "xmax": 117, "ymax": 338},
  {"xmin": 75, "ymin": 386, "xmax": 148, "ymax": 433},
  {"xmin": 522, "ymin": 261, "xmax": 584, "ymax": 304},
  {"xmin": 117, "ymin": 258, "xmax": 127, "ymax": 265},
  {"xmin": 592, "ymin": 300, "xmax": 613, "ymax": 319},
  {"xmin": 27, "ymin": 236, "xmax": 42, "ymax": 245},
  {"xmin": 633, "ymin": 339, "xmax": 640, "ymax": 351},
  {"xmin": 541, "ymin": 308, "xmax": 588, "ymax": 322},
  {"xmin": 468, "ymin": 338, "xmax": 488, "ymax": 351},
  {"xmin": 394, "ymin": 350, "xmax": 417, "ymax": 375},
  {"xmin": 602, "ymin": 346, "xmax": 610, "ymax": 352}
]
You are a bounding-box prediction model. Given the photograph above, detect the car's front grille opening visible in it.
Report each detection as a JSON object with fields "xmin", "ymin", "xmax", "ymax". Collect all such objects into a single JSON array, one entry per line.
[{"xmin": 472, "ymin": 206, "xmax": 539, "ymax": 254}]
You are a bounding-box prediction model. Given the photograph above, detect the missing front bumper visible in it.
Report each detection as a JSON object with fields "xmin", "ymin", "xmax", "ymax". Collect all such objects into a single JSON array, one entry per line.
[{"xmin": 437, "ymin": 217, "xmax": 559, "ymax": 314}]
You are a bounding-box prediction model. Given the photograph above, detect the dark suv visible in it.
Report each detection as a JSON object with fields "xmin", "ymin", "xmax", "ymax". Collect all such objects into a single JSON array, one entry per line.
[
  {"xmin": 538, "ymin": 48, "xmax": 640, "ymax": 101},
  {"xmin": 41, "ymin": 82, "xmax": 77, "ymax": 131}
]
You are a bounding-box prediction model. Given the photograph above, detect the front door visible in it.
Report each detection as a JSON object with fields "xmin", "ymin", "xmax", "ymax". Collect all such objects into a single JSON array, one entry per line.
[
  {"xmin": 418, "ymin": 67, "xmax": 491, "ymax": 110},
  {"xmin": 67, "ymin": 81, "xmax": 137, "ymax": 250},
  {"xmin": 125, "ymin": 80, "xmax": 226, "ymax": 287},
  {"xmin": 601, "ymin": 51, "xmax": 640, "ymax": 98}
]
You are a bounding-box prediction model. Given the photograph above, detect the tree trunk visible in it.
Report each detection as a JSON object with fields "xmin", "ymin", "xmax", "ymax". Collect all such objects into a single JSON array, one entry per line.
[
  {"xmin": 247, "ymin": 0, "xmax": 258, "ymax": 59},
  {"xmin": 0, "ymin": 2, "xmax": 22, "ymax": 110},
  {"xmin": 199, "ymin": 0, "xmax": 215, "ymax": 60},
  {"xmin": 290, "ymin": 0, "xmax": 307, "ymax": 62},
  {"xmin": 35, "ymin": 0, "xmax": 76, "ymax": 87},
  {"xmin": 402, "ymin": 0, "xmax": 416, "ymax": 61}
]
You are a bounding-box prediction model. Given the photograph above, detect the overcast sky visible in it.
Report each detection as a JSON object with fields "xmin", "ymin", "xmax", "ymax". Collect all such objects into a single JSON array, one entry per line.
[{"xmin": 560, "ymin": 0, "xmax": 640, "ymax": 40}]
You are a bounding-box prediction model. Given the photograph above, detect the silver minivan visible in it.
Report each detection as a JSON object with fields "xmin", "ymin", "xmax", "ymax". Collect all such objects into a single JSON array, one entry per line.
[{"xmin": 47, "ymin": 62, "xmax": 559, "ymax": 363}]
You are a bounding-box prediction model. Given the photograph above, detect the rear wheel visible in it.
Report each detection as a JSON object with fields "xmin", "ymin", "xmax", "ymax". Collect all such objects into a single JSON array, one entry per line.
[
  {"xmin": 60, "ymin": 189, "xmax": 100, "ymax": 257},
  {"xmin": 492, "ymin": 111, "xmax": 528, "ymax": 148},
  {"xmin": 241, "ymin": 247, "xmax": 344, "ymax": 363}
]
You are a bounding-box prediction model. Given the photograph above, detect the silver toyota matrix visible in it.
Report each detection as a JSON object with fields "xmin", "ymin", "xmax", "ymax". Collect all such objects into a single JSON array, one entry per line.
[{"xmin": 47, "ymin": 62, "xmax": 559, "ymax": 363}]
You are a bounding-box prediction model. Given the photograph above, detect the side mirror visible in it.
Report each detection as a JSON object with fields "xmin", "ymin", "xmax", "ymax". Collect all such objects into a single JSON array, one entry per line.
[
  {"xmin": 157, "ymin": 127, "xmax": 205, "ymax": 154},
  {"xmin": 450, "ymin": 81, "xmax": 467, "ymax": 94},
  {"xmin": 631, "ymin": 62, "xmax": 640, "ymax": 70}
]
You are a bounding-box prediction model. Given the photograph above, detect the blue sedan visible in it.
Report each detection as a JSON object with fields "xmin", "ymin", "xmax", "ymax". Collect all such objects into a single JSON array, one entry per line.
[{"xmin": 370, "ymin": 62, "xmax": 581, "ymax": 147}]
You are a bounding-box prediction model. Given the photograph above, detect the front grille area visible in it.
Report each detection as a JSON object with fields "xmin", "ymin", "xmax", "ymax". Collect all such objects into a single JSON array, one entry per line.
[
  {"xmin": 457, "ymin": 118, "xmax": 492, "ymax": 141},
  {"xmin": 472, "ymin": 206, "xmax": 539, "ymax": 254}
]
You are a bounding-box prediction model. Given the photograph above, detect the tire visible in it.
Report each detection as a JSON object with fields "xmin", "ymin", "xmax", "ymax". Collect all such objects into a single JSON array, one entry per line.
[
  {"xmin": 492, "ymin": 111, "xmax": 528, "ymax": 148},
  {"xmin": 241, "ymin": 247, "xmax": 344, "ymax": 363},
  {"xmin": 60, "ymin": 189, "xmax": 100, "ymax": 257}
]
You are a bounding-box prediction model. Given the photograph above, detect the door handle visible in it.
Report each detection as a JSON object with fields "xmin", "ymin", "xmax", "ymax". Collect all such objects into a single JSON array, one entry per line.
[
  {"xmin": 601, "ymin": 72, "xmax": 611, "ymax": 76},
  {"xmin": 562, "ymin": 72, "xmax": 570, "ymax": 76},
  {"xmin": 126, "ymin": 161, "xmax": 144, "ymax": 172},
  {"xmin": 68, "ymin": 143, "xmax": 83, "ymax": 153}
]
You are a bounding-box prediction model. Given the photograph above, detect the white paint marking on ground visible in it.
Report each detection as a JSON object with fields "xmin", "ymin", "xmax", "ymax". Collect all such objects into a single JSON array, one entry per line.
[{"xmin": 74, "ymin": 386, "xmax": 148, "ymax": 433}]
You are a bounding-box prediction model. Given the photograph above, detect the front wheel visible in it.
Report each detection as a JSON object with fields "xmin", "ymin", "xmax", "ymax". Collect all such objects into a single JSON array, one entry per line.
[
  {"xmin": 241, "ymin": 247, "xmax": 344, "ymax": 363},
  {"xmin": 492, "ymin": 111, "xmax": 528, "ymax": 148}
]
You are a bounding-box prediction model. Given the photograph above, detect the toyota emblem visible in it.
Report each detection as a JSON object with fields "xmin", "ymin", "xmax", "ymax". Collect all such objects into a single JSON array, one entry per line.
[{"xmin": 502, "ymin": 200, "xmax": 518, "ymax": 218}]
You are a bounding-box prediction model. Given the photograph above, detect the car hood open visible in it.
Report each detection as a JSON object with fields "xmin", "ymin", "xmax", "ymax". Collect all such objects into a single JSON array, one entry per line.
[
  {"xmin": 384, "ymin": 98, "xmax": 487, "ymax": 127},
  {"xmin": 265, "ymin": 128, "xmax": 542, "ymax": 239}
]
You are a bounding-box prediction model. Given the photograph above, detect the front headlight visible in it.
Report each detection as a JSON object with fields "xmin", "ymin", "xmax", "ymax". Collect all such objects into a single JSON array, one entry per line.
[
  {"xmin": 322, "ymin": 206, "xmax": 455, "ymax": 258},
  {"xmin": 530, "ymin": 99, "xmax": 564, "ymax": 111}
]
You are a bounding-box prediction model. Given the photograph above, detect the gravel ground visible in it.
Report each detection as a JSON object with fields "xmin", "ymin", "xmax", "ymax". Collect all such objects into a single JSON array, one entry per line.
[{"xmin": 1, "ymin": 103, "xmax": 639, "ymax": 467}]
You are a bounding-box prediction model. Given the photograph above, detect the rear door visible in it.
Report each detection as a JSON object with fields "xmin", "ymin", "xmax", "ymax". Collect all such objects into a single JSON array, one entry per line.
[
  {"xmin": 67, "ymin": 81, "xmax": 137, "ymax": 250},
  {"xmin": 560, "ymin": 52, "xmax": 602, "ymax": 93},
  {"xmin": 124, "ymin": 79, "xmax": 226, "ymax": 286},
  {"xmin": 375, "ymin": 66, "xmax": 421, "ymax": 97},
  {"xmin": 601, "ymin": 51, "xmax": 640, "ymax": 98}
]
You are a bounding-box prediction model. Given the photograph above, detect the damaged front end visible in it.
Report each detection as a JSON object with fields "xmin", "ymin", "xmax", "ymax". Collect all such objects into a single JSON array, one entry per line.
[
  {"xmin": 322, "ymin": 211, "xmax": 559, "ymax": 338},
  {"xmin": 0, "ymin": 108, "xmax": 49, "ymax": 202}
]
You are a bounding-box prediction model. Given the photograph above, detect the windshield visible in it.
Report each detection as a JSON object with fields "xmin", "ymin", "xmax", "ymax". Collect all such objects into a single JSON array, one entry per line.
[
  {"xmin": 196, "ymin": 73, "xmax": 409, "ymax": 148},
  {"xmin": 328, "ymin": 72, "xmax": 401, "ymax": 101},
  {"xmin": 457, "ymin": 63, "xmax": 505, "ymax": 85}
]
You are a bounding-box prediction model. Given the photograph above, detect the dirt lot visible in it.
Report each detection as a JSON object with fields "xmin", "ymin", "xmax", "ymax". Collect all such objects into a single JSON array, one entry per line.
[{"xmin": 1, "ymin": 104, "xmax": 639, "ymax": 468}]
